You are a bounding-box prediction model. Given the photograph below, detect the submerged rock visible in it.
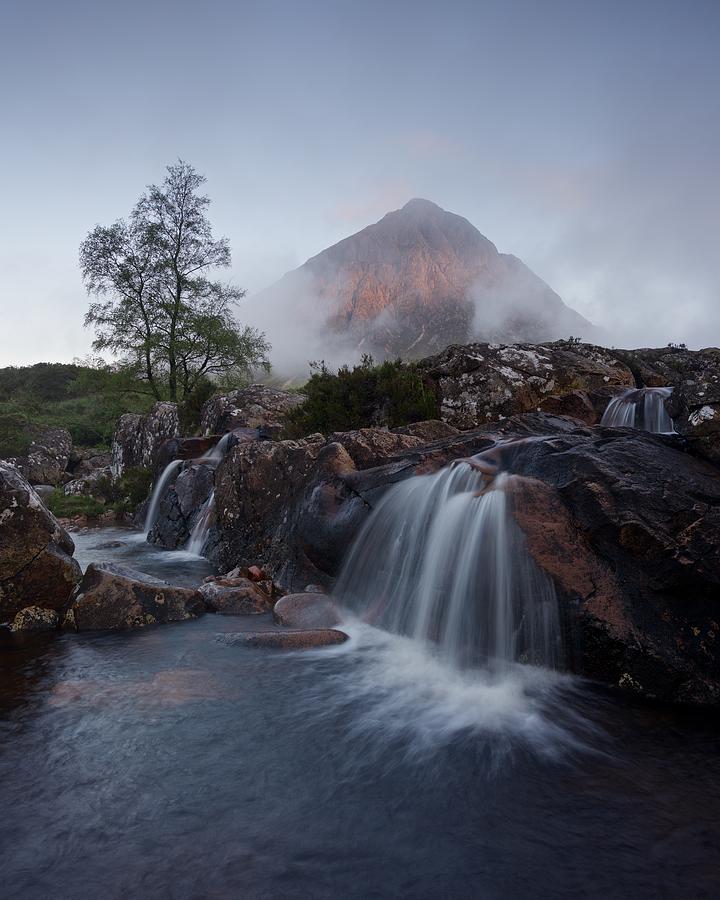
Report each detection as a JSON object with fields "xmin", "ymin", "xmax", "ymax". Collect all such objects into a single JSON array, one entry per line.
[
  {"xmin": 0, "ymin": 462, "xmax": 81, "ymax": 621},
  {"xmin": 199, "ymin": 578, "xmax": 272, "ymax": 615},
  {"xmin": 218, "ymin": 629, "xmax": 348, "ymax": 649},
  {"xmin": 67, "ymin": 563, "xmax": 204, "ymax": 631},
  {"xmin": 273, "ymin": 593, "xmax": 341, "ymax": 629}
]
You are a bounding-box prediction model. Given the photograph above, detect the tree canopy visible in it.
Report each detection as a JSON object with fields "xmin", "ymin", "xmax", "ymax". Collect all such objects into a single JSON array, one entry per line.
[{"xmin": 80, "ymin": 161, "xmax": 270, "ymax": 402}]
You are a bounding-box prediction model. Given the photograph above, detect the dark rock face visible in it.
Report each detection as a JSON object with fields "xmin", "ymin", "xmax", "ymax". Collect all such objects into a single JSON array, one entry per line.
[
  {"xmin": 251, "ymin": 198, "xmax": 594, "ymax": 359},
  {"xmin": 419, "ymin": 341, "xmax": 634, "ymax": 429},
  {"xmin": 199, "ymin": 579, "xmax": 273, "ymax": 615},
  {"xmin": 66, "ymin": 563, "xmax": 204, "ymax": 631},
  {"xmin": 218, "ymin": 629, "xmax": 348, "ymax": 649},
  {"xmin": 0, "ymin": 462, "xmax": 82, "ymax": 621},
  {"xmin": 273, "ymin": 593, "xmax": 341, "ymax": 629},
  {"xmin": 111, "ymin": 402, "xmax": 179, "ymax": 478},
  {"xmin": 623, "ymin": 346, "xmax": 720, "ymax": 464},
  {"xmin": 503, "ymin": 429, "xmax": 720, "ymax": 705},
  {"xmin": 6, "ymin": 426, "xmax": 73, "ymax": 486},
  {"xmin": 200, "ymin": 385, "xmax": 304, "ymax": 438}
]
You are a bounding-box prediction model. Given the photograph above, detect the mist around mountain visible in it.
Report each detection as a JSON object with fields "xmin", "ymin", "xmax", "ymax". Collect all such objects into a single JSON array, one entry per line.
[{"xmin": 244, "ymin": 198, "xmax": 595, "ymax": 374}]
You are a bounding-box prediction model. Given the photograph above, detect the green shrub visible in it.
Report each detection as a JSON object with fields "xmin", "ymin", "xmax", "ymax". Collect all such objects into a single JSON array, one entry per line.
[
  {"xmin": 178, "ymin": 378, "xmax": 217, "ymax": 435},
  {"xmin": 109, "ymin": 467, "xmax": 153, "ymax": 515},
  {"xmin": 0, "ymin": 413, "xmax": 32, "ymax": 458},
  {"xmin": 284, "ymin": 356, "xmax": 438, "ymax": 438},
  {"xmin": 46, "ymin": 489, "xmax": 107, "ymax": 519}
]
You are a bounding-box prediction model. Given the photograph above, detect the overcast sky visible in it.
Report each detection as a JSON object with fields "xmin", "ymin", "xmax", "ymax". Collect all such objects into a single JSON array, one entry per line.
[{"xmin": 1, "ymin": 0, "xmax": 719, "ymax": 365}]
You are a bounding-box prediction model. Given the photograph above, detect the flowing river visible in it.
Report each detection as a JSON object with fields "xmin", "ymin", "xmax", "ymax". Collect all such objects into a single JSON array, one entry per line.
[{"xmin": 1, "ymin": 528, "xmax": 719, "ymax": 899}]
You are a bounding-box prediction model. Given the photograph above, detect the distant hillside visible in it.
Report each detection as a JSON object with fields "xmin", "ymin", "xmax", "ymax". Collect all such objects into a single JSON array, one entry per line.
[
  {"xmin": 0, "ymin": 363, "xmax": 152, "ymax": 456},
  {"xmin": 247, "ymin": 199, "xmax": 594, "ymax": 367}
]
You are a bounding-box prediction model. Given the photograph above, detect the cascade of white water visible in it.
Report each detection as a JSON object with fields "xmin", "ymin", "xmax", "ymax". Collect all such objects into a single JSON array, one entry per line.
[
  {"xmin": 600, "ymin": 387, "xmax": 674, "ymax": 433},
  {"xmin": 143, "ymin": 459, "xmax": 183, "ymax": 539},
  {"xmin": 182, "ymin": 434, "xmax": 236, "ymax": 554},
  {"xmin": 186, "ymin": 490, "xmax": 216, "ymax": 555},
  {"xmin": 334, "ymin": 463, "xmax": 562, "ymax": 673}
]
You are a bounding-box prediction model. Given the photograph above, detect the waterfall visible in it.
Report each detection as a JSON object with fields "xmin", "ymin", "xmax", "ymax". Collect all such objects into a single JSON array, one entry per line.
[
  {"xmin": 186, "ymin": 490, "xmax": 215, "ymax": 555},
  {"xmin": 143, "ymin": 459, "xmax": 183, "ymax": 538},
  {"xmin": 601, "ymin": 387, "xmax": 674, "ymax": 433},
  {"xmin": 334, "ymin": 462, "xmax": 562, "ymax": 674},
  {"xmin": 197, "ymin": 432, "xmax": 233, "ymax": 466}
]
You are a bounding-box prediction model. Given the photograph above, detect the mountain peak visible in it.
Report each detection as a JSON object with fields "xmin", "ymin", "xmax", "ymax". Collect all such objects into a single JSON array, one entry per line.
[{"xmin": 400, "ymin": 198, "xmax": 444, "ymax": 214}]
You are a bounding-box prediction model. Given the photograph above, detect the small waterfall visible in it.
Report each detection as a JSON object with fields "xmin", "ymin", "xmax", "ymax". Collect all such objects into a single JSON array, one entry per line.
[
  {"xmin": 601, "ymin": 387, "xmax": 674, "ymax": 433},
  {"xmin": 335, "ymin": 462, "xmax": 562, "ymax": 673},
  {"xmin": 197, "ymin": 432, "xmax": 233, "ymax": 466},
  {"xmin": 143, "ymin": 459, "xmax": 183, "ymax": 538},
  {"xmin": 186, "ymin": 490, "xmax": 215, "ymax": 555}
]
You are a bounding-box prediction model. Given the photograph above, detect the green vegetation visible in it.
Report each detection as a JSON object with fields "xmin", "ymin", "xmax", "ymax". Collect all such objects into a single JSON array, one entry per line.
[
  {"xmin": 44, "ymin": 467, "xmax": 153, "ymax": 520},
  {"xmin": 284, "ymin": 356, "xmax": 438, "ymax": 438},
  {"xmin": 80, "ymin": 160, "xmax": 270, "ymax": 402},
  {"xmin": 0, "ymin": 361, "xmax": 153, "ymax": 456},
  {"xmin": 46, "ymin": 489, "xmax": 107, "ymax": 519}
]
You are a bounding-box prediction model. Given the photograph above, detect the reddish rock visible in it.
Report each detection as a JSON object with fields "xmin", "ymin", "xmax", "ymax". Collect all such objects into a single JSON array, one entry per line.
[
  {"xmin": 247, "ymin": 565, "xmax": 265, "ymax": 581},
  {"xmin": 199, "ymin": 579, "xmax": 272, "ymax": 615},
  {"xmin": 219, "ymin": 629, "xmax": 348, "ymax": 649},
  {"xmin": 273, "ymin": 592, "xmax": 341, "ymax": 629}
]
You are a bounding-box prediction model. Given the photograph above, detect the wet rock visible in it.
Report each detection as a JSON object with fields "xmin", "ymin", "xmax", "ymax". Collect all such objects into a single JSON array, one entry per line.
[
  {"xmin": 175, "ymin": 464, "xmax": 214, "ymax": 519},
  {"xmin": 218, "ymin": 629, "xmax": 348, "ymax": 649},
  {"xmin": 419, "ymin": 341, "xmax": 634, "ymax": 429},
  {"xmin": 273, "ymin": 593, "xmax": 341, "ymax": 629},
  {"xmin": 67, "ymin": 563, "xmax": 204, "ymax": 631},
  {"xmin": 506, "ymin": 429, "xmax": 720, "ymax": 706},
  {"xmin": 200, "ymin": 384, "xmax": 305, "ymax": 438},
  {"xmin": 199, "ymin": 579, "xmax": 273, "ymax": 615},
  {"xmin": 0, "ymin": 462, "xmax": 82, "ymax": 620},
  {"xmin": 9, "ymin": 606, "xmax": 59, "ymax": 632},
  {"xmin": 111, "ymin": 401, "xmax": 179, "ymax": 479}
]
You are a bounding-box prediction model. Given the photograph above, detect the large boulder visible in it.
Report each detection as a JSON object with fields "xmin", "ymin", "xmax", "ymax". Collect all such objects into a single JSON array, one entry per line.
[
  {"xmin": 66, "ymin": 563, "xmax": 204, "ymax": 631},
  {"xmin": 418, "ymin": 341, "xmax": 634, "ymax": 429},
  {"xmin": 7, "ymin": 425, "xmax": 73, "ymax": 486},
  {"xmin": 0, "ymin": 462, "xmax": 82, "ymax": 621},
  {"xmin": 498, "ymin": 428, "xmax": 720, "ymax": 706},
  {"xmin": 111, "ymin": 401, "xmax": 179, "ymax": 479},
  {"xmin": 200, "ymin": 384, "xmax": 304, "ymax": 438}
]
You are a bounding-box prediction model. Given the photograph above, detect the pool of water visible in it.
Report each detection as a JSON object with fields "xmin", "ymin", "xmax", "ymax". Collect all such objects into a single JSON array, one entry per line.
[{"xmin": 1, "ymin": 530, "xmax": 719, "ymax": 899}]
